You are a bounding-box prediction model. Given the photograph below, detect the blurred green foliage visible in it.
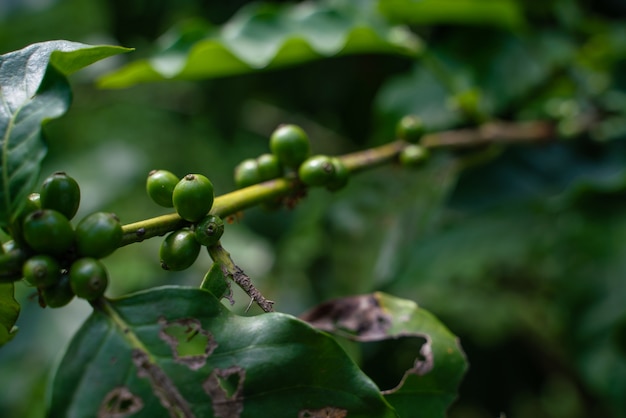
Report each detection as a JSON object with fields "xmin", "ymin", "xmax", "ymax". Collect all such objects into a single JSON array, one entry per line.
[{"xmin": 1, "ymin": 0, "xmax": 626, "ymax": 417}]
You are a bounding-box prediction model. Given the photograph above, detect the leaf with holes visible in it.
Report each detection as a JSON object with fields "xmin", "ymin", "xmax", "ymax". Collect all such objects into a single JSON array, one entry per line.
[
  {"xmin": 98, "ymin": 1, "xmax": 421, "ymax": 88},
  {"xmin": 301, "ymin": 292, "xmax": 468, "ymax": 418},
  {"xmin": 0, "ymin": 41, "xmax": 131, "ymax": 227},
  {"xmin": 48, "ymin": 286, "xmax": 397, "ymax": 418}
]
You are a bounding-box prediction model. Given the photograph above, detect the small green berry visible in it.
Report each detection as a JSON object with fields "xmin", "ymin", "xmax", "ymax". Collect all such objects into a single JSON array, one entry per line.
[
  {"xmin": 396, "ymin": 115, "xmax": 425, "ymax": 143},
  {"xmin": 41, "ymin": 274, "xmax": 75, "ymax": 308},
  {"xmin": 40, "ymin": 172, "xmax": 81, "ymax": 220},
  {"xmin": 269, "ymin": 124, "xmax": 310, "ymax": 168},
  {"xmin": 234, "ymin": 159, "xmax": 261, "ymax": 189},
  {"xmin": 12, "ymin": 193, "xmax": 42, "ymax": 247},
  {"xmin": 23, "ymin": 255, "xmax": 60, "ymax": 288},
  {"xmin": 69, "ymin": 257, "xmax": 108, "ymax": 300},
  {"xmin": 194, "ymin": 215, "xmax": 224, "ymax": 247},
  {"xmin": 298, "ymin": 155, "xmax": 335, "ymax": 187},
  {"xmin": 16, "ymin": 193, "xmax": 41, "ymax": 225},
  {"xmin": 172, "ymin": 174, "xmax": 215, "ymax": 222},
  {"xmin": 256, "ymin": 153, "xmax": 282, "ymax": 181},
  {"xmin": 399, "ymin": 144, "xmax": 430, "ymax": 167},
  {"xmin": 22, "ymin": 209, "xmax": 74, "ymax": 256},
  {"xmin": 146, "ymin": 169, "xmax": 179, "ymax": 208},
  {"xmin": 326, "ymin": 158, "xmax": 350, "ymax": 191},
  {"xmin": 75, "ymin": 212, "xmax": 123, "ymax": 258},
  {"xmin": 159, "ymin": 228, "xmax": 201, "ymax": 271}
]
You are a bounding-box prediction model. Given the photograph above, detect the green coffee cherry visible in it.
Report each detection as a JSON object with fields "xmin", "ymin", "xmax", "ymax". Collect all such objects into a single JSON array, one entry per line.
[
  {"xmin": 2, "ymin": 240, "xmax": 17, "ymax": 253},
  {"xmin": 298, "ymin": 155, "xmax": 336, "ymax": 187},
  {"xmin": 234, "ymin": 159, "xmax": 261, "ymax": 189},
  {"xmin": 451, "ymin": 89, "xmax": 482, "ymax": 120},
  {"xmin": 399, "ymin": 144, "xmax": 430, "ymax": 167},
  {"xmin": 159, "ymin": 228, "xmax": 201, "ymax": 271},
  {"xmin": 269, "ymin": 124, "xmax": 310, "ymax": 168},
  {"xmin": 257, "ymin": 153, "xmax": 282, "ymax": 181},
  {"xmin": 146, "ymin": 169, "xmax": 179, "ymax": 208},
  {"xmin": 69, "ymin": 257, "xmax": 108, "ymax": 300},
  {"xmin": 396, "ymin": 115, "xmax": 425, "ymax": 143},
  {"xmin": 16, "ymin": 193, "xmax": 41, "ymax": 225},
  {"xmin": 40, "ymin": 172, "xmax": 81, "ymax": 220},
  {"xmin": 41, "ymin": 274, "xmax": 74, "ymax": 308},
  {"xmin": 11, "ymin": 193, "xmax": 42, "ymax": 248},
  {"xmin": 326, "ymin": 158, "xmax": 350, "ymax": 191},
  {"xmin": 23, "ymin": 255, "xmax": 60, "ymax": 288},
  {"xmin": 172, "ymin": 174, "xmax": 215, "ymax": 222},
  {"xmin": 75, "ymin": 212, "xmax": 123, "ymax": 258},
  {"xmin": 22, "ymin": 209, "xmax": 74, "ymax": 256},
  {"xmin": 194, "ymin": 215, "xmax": 224, "ymax": 247}
]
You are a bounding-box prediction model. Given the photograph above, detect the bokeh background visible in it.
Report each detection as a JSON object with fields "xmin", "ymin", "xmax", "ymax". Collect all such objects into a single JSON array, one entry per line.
[{"xmin": 2, "ymin": 0, "xmax": 626, "ymax": 417}]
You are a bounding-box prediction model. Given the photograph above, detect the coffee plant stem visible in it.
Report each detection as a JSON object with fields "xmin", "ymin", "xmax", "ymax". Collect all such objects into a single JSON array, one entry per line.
[
  {"xmin": 0, "ymin": 119, "xmax": 559, "ymax": 282},
  {"xmin": 421, "ymin": 120, "xmax": 555, "ymax": 148},
  {"xmin": 207, "ymin": 244, "xmax": 274, "ymax": 312},
  {"xmin": 116, "ymin": 119, "xmax": 556, "ymax": 248},
  {"xmin": 121, "ymin": 178, "xmax": 296, "ymax": 246}
]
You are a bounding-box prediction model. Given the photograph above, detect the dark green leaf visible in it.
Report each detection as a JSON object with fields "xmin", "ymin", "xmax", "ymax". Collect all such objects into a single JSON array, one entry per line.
[
  {"xmin": 378, "ymin": 0, "xmax": 525, "ymax": 30},
  {"xmin": 49, "ymin": 286, "xmax": 397, "ymax": 418},
  {"xmin": 301, "ymin": 292, "xmax": 467, "ymax": 417},
  {"xmin": 98, "ymin": 2, "xmax": 421, "ymax": 88},
  {"xmin": 0, "ymin": 283, "xmax": 19, "ymax": 346},
  {"xmin": 0, "ymin": 41, "xmax": 132, "ymax": 227}
]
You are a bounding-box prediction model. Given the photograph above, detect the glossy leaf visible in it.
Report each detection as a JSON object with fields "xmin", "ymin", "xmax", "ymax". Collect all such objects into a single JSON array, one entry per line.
[
  {"xmin": 379, "ymin": 0, "xmax": 525, "ymax": 29},
  {"xmin": 0, "ymin": 41, "xmax": 131, "ymax": 227},
  {"xmin": 98, "ymin": 2, "xmax": 421, "ymax": 88},
  {"xmin": 48, "ymin": 286, "xmax": 397, "ymax": 418},
  {"xmin": 0, "ymin": 283, "xmax": 19, "ymax": 346},
  {"xmin": 301, "ymin": 292, "xmax": 467, "ymax": 417}
]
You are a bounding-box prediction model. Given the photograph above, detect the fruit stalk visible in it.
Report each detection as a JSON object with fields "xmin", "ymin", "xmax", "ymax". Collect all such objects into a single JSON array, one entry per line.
[
  {"xmin": 121, "ymin": 119, "xmax": 556, "ymax": 247},
  {"xmin": 206, "ymin": 244, "xmax": 274, "ymax": 313}
]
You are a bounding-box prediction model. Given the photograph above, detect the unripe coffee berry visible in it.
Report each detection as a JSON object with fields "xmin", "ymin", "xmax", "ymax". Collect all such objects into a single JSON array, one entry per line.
[
  {"xmin": 41, "ymin": 274, "xmax": 75, "ymax": 308},
  {"xmin": 146, "ymin": 169, "xmax": 179, "ymax": 207},
  {"xmin": 234, "ymin": 159, "xmax": 261, "ymax": 189},
  {"xmin": 75, "ymin": 212, "xmax": 123, "ymax": 258},
  {"xmin": 16, "ymin": 193, "xmax": 41, "ymax": 225},
  {"xmin": 159, "ymin": 228, "xmax": 201, "ymax": 271},
  {"xmin": 269, "ymin": 124, "xmax": 310, "ymax": 168},
  {"xmin": 194, "ymin": 215, "xmax": 224, "ymax": 247},
  {"xmin": 256, "ymin": 153, "xmax": 282, "ymax": 181},
  {"xmin": 172, "ymin": 174, "xmax": 215, "ymax": 222},
  {"xmin": 69, "ymin": 257, "xmax": 109, "ymax": 300},
  {"xmin": 396, "ymin": 115, "xmax": 425, "ymax": 143},
  {"xmin": 40, "ymin": 172, "xmax": 81, "ymax": 220},
  {"xmin": 23, "ymin": 255, "xmax": 60, "ymax": 288},
  {"xmin": 399, "ymin": 144, "xmax": 430, "ymax": 167},
  {"xmin": 22, "ymin": 209, "xmax": 74, "ymax": 256},
  {"xmin": 326, "ymin": 158, "xmax": 350, "ymax": 191},
  {"xmin": 298, "ymin": 155, "xmax": 336, "ymax": 187}
]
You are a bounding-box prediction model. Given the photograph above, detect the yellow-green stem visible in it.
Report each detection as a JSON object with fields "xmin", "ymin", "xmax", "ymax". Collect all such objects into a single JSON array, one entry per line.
[{"xmin": 115, "ymin": 120, "xmax": 555, "ymax": 248}]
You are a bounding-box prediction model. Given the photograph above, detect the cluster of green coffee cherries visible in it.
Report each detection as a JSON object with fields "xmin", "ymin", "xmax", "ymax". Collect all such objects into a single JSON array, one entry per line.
[
  {"xmin": 146, "ymin": 171, "xmax": 224, "ymax": 271},
  {"xmin": 143, "ymin": 119, "xmax": 429, "ymax": 275},
  {"xmin": 233, "ymin": 120, "xmax": 429, "ymax": 193},
  {"xmin": 396, "ymin": 115, "xmax": 430, "ymax": 166},
  {"xmin": 16, "ymin": 172, "xmax": 122, "ymax": 307},
  {"xmin": 234, "ymin": 124, "xmax": 350, "ymax": 191}
]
